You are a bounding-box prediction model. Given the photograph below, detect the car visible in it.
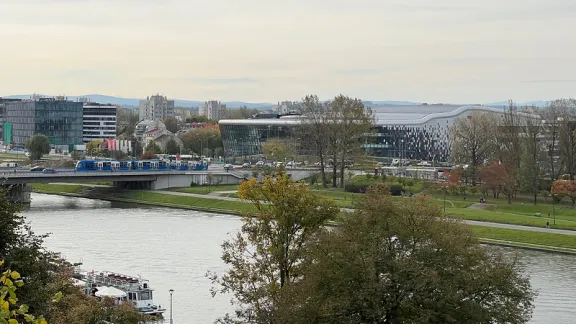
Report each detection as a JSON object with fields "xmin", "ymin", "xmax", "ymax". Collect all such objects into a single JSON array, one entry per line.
[
  {"xmin": 255, "ymin": 161, "xmax": 265, "ymax": 167},
  {"xmin": 223, "ymin": 164, "xmax": 233, "ymax": 171},
  {"xmin": 42, "ymin": 168, "xmax": 56, "ymax": 173},
  {"xmin": 30, "ymin": 166, "xmax": 45, "ymax": 172},
  {"xmin": 242, "ymin": 163, "xmax": 251, "ymax": 168}
]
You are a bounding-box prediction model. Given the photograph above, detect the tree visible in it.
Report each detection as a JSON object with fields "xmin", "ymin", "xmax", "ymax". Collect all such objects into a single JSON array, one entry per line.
[
  {"xmin": 261, "ymin": 139, "xmax": 295, "ymax": 162},
  {"xmin": 1, "ymin": 260, "xmax": 50, "ymax": 324},
  {"xmin": 85, "ymin": 141, "xmax": 102, "ymax": 156},
  {"xmin": 179, "ymin": 126, "xmax": 222, "ymax": 155},
  {"xmin": 555, "ymin": 99, "xmax": 576, "ymax": 180},
  {"xmin": 25, "ymin": 135, "xmax": 51, "ymax": 160},
  {"xmin": 518, "ymin": 108, "xmax": 544, "ymax": 204},
  {"xmin": 330, "ymin": 95, "xmax": 374, "ymax": 188},
  {"xmin": 478, "ymin": 163, "xmax": 517, "ymax": 203},
  {"xmin": 165, "ymin": 138, "xmax": 180, "ymax": 155},
  {"xmin": 299, "ymin": 95, "xmax": 331, "ymax": 187},
  {"xmin": 275, "ymin": 184, "xmax": 535, "ymax": 323},
  {"xmin": 162, "ymin": 117, "xmax": 179, "ymax": 134},
  {"xmin": 551, "ymin": 179, "xmax": 576, "ymax": 205},
  {"xmin": 209, "ymin": 174, "xmax": 339, "ymax": 322},
  {"xmin": 450, "ymin": 112, "xmax": 497, "ymax": 185},
  {"xmin": 70, "ymin": 151, "xmax": 83, "ymax": 161},
  {"xmin": 144, "ymin": 141, "xmax": 161, "ymax": 154},
  {"xmin": 0, "ymin": 187, "xmax": 64, "ymax": 317}
]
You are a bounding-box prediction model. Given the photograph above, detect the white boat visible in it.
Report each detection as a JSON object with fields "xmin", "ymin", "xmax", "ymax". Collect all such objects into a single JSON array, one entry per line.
[{"xmin": 74, "ymin": 269, "xmax": 166, "ymax": 316}]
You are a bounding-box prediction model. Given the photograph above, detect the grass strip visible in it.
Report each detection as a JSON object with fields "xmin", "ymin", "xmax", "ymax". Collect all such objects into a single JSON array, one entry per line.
[
  {"xmin": 448, "ymin": 208, "xmax": 576, "ymax": 231},
  {"xmin": 121, "ymin": 191, "xmax": 254, "ymax": 213},
  {"xmin": 170, "ymin": 184, "xmax": 239, "ymax": 195},
  {"xmin": 32, "ymin": 183, "xmax": 87, "ymax": 194},
  {"xmin": 471, "ymin": 225, "xmax": 576, "ymax": 251}
]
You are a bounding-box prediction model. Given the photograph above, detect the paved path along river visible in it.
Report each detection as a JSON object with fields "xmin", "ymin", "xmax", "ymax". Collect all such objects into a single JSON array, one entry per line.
[{"xmin": 22, "ymin": 193, "xmax": 576, "ymax": 323}]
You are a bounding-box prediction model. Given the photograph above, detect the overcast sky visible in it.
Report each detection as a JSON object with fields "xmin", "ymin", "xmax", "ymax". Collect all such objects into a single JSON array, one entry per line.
[{"xmin": 1, "ymin": 0, "xmax": 575, "ymax": 103}]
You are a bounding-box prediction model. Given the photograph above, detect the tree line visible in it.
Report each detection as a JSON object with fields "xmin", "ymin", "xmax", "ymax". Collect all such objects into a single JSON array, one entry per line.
[{"xmin": 450, "ymin": 98, "xmax": 576, "ymax": 204}]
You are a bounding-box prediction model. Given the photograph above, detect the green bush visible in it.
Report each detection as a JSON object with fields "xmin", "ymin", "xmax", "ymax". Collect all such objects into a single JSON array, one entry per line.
[
  {"xmin": 344, "ymin": 183, "xmax": 369, "ymax": 193},
  {"xmin": 389, "ymin": 184, "xmax": 403, "ymax": 196}
]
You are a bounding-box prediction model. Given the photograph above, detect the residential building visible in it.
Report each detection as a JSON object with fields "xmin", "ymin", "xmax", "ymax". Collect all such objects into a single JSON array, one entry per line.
[
  {"xmin": 219, "ymin": 104, "xmax": 523, "ymax": 162},
  {"xmin": 272, "ymin": 101, "xmax": 301, "ymax": 115},
  {"xmin": 0, "ymin": 98, "xmax": 21, "ymax": 144},
  {"xmin": 199, "ymin": 100, "xmax": 225, "ymax": 121},
  {"xmin": 99, "ymin": 139, "xmax": 133, "ymax": 154},
  {"xmin": 139, "ymin": 94, "xmax": 175, "ymax": 120},
  {"xmin": 82, "ymin": 102, "xmax": 117, "ymax": 143},
  {"xmin": 5, "ymin": 97, "xmax": 83, "ymax": 148}
]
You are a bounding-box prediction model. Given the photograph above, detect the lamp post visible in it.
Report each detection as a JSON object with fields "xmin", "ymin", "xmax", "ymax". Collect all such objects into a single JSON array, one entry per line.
[{"xmin": 169, "ymin": 289, "xmax": 174, "ymax": 324}]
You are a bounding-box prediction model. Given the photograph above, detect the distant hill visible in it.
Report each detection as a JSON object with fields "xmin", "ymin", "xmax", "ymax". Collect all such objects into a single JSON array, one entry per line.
[
  {"xmin": 487, "ymin": 100, "xmax": 549, "ymax": 107},
  {"xmin": 2, "ymin": 94, "xmax": 275, "ymax": 109}
]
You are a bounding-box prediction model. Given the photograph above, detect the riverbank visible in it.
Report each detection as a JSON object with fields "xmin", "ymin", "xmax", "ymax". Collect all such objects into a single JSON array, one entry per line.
[{"xmin": 30, "ymin": 183, "xmax": 576, "ymax": 254}]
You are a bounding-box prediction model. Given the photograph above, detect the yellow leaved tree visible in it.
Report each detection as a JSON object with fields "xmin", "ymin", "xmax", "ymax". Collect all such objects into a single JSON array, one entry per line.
[{"xmin": 1, "ymin": 259, "xmax": 55, "ymax": 324}]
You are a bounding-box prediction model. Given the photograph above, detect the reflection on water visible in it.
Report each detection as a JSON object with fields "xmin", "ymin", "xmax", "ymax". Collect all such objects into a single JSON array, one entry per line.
[{"xmin": 25, "ymin": 194, "xmax": 576, "ymax": 324}]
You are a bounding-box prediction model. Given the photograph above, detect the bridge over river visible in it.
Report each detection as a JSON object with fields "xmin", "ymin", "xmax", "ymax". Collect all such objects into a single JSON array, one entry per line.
[{"xmin": 0, "ymin": 168, "xmax": 317, "ymax": 204}]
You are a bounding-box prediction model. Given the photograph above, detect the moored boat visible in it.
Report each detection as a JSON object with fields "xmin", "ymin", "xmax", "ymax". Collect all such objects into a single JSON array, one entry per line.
[{"xmin": 73, "ymin": 269, "xmax": 166, "ymax": 316}]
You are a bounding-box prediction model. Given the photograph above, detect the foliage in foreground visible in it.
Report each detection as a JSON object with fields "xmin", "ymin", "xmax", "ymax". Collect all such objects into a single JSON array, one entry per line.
[
  {"xmin": 212, "ymin": 178, "xmax": 535, "ymax": 324},
  {"xmin": 209, "ymin": 174, "xmax": 339, "ymax": 322},
  {"xmin": 0, "ymin": 188, "xmax": 144, "ymax": 324}
]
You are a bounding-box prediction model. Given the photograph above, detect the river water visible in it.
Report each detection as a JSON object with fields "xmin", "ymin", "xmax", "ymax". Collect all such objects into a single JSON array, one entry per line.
[{"xmin": 23, "ymin": 193, "xmax": 576, "ymax": 324}]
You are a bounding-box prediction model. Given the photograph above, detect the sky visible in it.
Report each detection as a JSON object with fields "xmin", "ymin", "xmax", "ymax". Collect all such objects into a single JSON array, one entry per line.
[{"xmin": 0, "ymin": 0, "xmax": 575, "ymax": 103}]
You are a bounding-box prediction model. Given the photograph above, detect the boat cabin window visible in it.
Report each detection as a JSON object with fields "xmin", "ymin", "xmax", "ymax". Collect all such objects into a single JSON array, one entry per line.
[
  {"xmin": 139, "ymin": 291, "xmax": 152, "ymax": 300},
  {"xmin": 128, "ymin": 292, "xmax": 137, "ymax": 300}
]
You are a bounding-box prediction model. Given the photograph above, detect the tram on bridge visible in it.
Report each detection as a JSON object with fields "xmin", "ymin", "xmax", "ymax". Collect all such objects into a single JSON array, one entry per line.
[{"xmin": 75, "ymin": 159, "xmax": 208, "ymax": 172}]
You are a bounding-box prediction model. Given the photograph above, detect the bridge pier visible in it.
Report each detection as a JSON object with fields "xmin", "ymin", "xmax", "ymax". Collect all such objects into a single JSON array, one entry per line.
[{"xmin": 1, "ymin": 184, "xmax": 32, "ymax": 205}]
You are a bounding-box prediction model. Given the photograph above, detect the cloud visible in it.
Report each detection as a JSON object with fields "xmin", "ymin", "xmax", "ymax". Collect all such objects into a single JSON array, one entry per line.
[
  {"xmin": 521, "ymin": 80, "xmax": 576, "ymax": 84},
  {"xmin": 148, "ymin": 77, "xmax": 259, "ymax": 85},
  {"xmin": 334, "ymin": 68, "xmax": 385, "ymax": 75}
]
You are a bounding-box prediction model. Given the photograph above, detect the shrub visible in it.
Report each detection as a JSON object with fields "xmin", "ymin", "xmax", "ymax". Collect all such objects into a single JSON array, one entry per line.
[
  {"xmin": 389, "ymin": 184, "xmax": 403, "ymax": 196},
  {"xmin": 345, "ymin": 183, "xmax": 369, "ymax": 193}
]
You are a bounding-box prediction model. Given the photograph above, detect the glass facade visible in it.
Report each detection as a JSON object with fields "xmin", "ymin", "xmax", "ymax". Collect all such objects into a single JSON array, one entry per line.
[
  {"xmin": 220, "ymin": 124, "xmax": 299, "ymax": 158},
  {"xmin": 5, "ymin": 99, "xmax": 83, "ymax": 145}
]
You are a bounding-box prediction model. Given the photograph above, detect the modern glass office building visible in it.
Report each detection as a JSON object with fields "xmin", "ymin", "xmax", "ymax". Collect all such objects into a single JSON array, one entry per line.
[
  {"xmin": 5, "ymin": 98, "xmax": 83, "ymax": 146},
  {"xmin": 219, "ymin": 104, "xmax": 510, "ymax": 162}
]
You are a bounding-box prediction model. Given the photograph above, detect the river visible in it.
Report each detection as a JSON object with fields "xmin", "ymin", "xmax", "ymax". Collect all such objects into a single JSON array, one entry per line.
[{"xmin": 23, "ymin": 193, "xmax": 576, "ymax": 324}]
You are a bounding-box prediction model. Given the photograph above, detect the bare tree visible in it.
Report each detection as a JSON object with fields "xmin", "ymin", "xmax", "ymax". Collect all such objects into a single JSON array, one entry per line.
[
  {"xmin": 450, "ymin": 112, "xmax": 497, "ymax": 185},
  {"xmin": 518, "ymin": 106, "xmax": 544, "ymax": 204},
  {"xmin": 541, "ymin": 101, "xmax": 566, "ymax": 181},
  {"xmin": 555, "ymin": 99, "xmax": 576, "ymax": 180},
  {"xmin": 299, "ymin": 95, "xmax": 331, "ymax": 187}
]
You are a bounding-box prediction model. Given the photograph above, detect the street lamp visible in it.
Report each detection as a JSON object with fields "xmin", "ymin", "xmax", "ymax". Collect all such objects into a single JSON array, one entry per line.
[{"xmin": 169, "ymin": 289, "xmax": 174, "ymax": 324}]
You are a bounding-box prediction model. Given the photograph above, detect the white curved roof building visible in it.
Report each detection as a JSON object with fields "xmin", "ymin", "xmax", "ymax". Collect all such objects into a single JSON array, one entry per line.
[{"xmin": 218, "ymin": 104, "xmax": 511, "ymax": 162}]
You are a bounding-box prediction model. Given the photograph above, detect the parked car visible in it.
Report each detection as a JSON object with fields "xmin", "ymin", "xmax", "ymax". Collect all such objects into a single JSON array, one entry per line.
[
  {"xmin": 42, "ymin": 168, "xmax": 56, "ymax": 173},
  {"xmin": 255, "ymin": 161, "xmax": 265, "ymax": 167},
  {"xmin": 30, "ymin": 166, "xmax": 45, "ymax": 172},
  {"xmin": 223, "ymin": 164, "xmax": 233, "ymax": 171},
  {"xmin": 242, "ymin": 163, "xmax": 251, "ymax": 168}
]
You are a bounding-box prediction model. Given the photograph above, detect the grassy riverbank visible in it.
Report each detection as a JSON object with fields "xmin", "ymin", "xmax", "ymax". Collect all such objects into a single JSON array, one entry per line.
[{"xmin": 30, "ymin": 183, "xmax": 576, "ymax": 253}]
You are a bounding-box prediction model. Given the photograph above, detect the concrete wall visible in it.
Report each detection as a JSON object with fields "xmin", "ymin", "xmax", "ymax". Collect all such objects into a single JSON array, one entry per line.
[
  {"xmin": 2, "ymin": 184, "xmax": 32, "ymax": 204},
  {"xmin": 150, "ymin": 173, "xmax": 241, "ymax": 190}
]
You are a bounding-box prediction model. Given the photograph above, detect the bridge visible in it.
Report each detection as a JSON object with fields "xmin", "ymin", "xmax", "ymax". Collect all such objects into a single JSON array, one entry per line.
[{"xmin": 0, "ymin": 170, "xmax": 244, "ymax": 204}]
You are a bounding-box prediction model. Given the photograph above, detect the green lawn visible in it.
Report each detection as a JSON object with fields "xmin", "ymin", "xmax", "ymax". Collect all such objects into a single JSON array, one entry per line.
[
  {"xmin": 447, "ymin": 208, "xmax": 576, "ymax": 230},
  {"xmin": 170, "ymin": 184, "xmax": 239, "ymax": 195},
  {"xmin": 472, "ymin": 225, "xmax": 576, "ymax": 250},
  {"xmin": 32, "ymin": 183, "xmax": 86, "ymax": 194},
  {"xmin": 122, "ymin": 191, "xmax": 253, "ymax": 214}
]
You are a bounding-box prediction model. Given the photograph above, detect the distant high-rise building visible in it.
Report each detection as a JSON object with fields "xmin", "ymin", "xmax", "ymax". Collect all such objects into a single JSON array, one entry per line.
[
  {"xmin": 82, "ymin": 102, "xmax": 117, "ymax": 143},
  {"xmin": 139, "ymin": 94, "xmax": 175, "ymax": 120},
  {"xmin": 0, "ymin": 98, "xmax": 22, "ymax": 143},
  {"xmin": 5, "ymin": 97, "xmax": 83, "ymax": 147},
  {"xmin": 273, "ymin": 101, "xmax": 300, "ymax": 115},
  {"xmin": 199, "ymin": 100, "xmax": 225, "ymax": 121}
]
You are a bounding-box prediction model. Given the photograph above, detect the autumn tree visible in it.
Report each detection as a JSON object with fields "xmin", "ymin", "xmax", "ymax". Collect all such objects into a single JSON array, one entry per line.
[
  {"xmin": 209, "ymin": 174, "xmax": 339, "ymax": 322},
  {"xmin": 478, "ymin": 163, "xmax": 517, "ymax": 203},
  {"xmin": 275, "ymin": 184, "xmax": 535, "ymax": 323},
  {"xmin": 551, "ymin": 179, "xmax": 576, "ymax": 205},
  {"xmin": 179, "ymin": 126, "xmax": 222, "ymax": 155},
  {"xmin": 450, "ymin": 112, "xmax": 497, "ymax": 185},
  {"xmin": 261, "ymin": 139, "xmax": 295, "ymax": 163}
]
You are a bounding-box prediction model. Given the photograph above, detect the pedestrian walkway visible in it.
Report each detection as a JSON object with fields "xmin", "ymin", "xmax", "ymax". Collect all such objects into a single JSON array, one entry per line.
[{"xmin": 154, "ymin": 189, "xmax": 576, "ymax": 236}]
